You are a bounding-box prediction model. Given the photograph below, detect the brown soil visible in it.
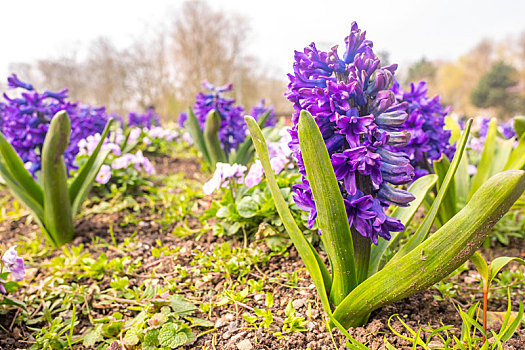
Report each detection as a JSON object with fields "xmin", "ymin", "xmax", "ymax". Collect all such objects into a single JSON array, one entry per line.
[{"xmin": 0, "ymin": 157, "xmax": 524, "ymax": 350}]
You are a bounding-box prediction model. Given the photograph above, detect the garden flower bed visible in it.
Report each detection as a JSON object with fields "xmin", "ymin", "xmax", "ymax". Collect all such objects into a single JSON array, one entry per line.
[{"xmin": 1, "ymin": 22, "xmax": 525, "ymax": 350}]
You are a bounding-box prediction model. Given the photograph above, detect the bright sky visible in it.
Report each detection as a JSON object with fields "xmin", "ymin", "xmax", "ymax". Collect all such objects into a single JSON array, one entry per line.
[{"xmin": 1, "ymin": 0, "xmax": 524, "ymax": 80}]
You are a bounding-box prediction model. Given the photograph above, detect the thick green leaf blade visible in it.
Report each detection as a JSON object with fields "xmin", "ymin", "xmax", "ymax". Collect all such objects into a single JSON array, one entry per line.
[
  {"xmin": 491, "ymin": 139, "xmax": 514, "ymax": 176},
  {"xmin": 388, "ymin": 119, "xmax": 473, "ymax": 264},
  {"xmin": 0, "ymin": 131, "xmax": 43, "ymax": 205},
  {"xmin": 245, "ymin": 116, "xmax": 332, "ymax": 301},
  {"xmin": 298, "ymin": 110, "xmax": 358, "ymax": 306},
  {"xmin": 69, "ymin": 118, "xmax": 114, "ymax": 205},
  {"xmin": 333, "ymin": 169, "xmax": 525, "ymax": 328},
  {"xmin": 368, "ymin": 174, "xmax": 437, "ymax": 277},
  {"xmin": 233, "ymin": 112, "xmax": 272, "ymax": 165},
  {"xmin": 455, "ymin": 149, "xmax": 470, "ymax": 210},
  {"xmin": 468, "ymin": 118, "xmax": 497, "ymax": 199},
  {"xmin": 245, "ymin": 115, "xmax": 367, "ymax": 348},
  {"xmin": 0, "ymin": 162, "xmax": 45, "ymax": 226},
  {"xmin": 445, "ymin": 116, "xmax": 462, "ymax": 144},
  {"xmin": 41, "ymin": 111, "xmax": 74, "ymax": 247},
  {"xmin": 204, "ymin": 109, "xmax": 227, "ymax": 167},
  {"xmin": 514, "ymin": 116, "xmax": 525, "ymax": 137},
  {"xmin": 434, "ymin": 155, "xmax": 456, "ymax": 224},
  {"xmin": 70, "ymin": 149, "xmax": 111, "ymax": 217},
  {"xmin": 504, "ymin": 133, "xmax": 525, "ymax": 170},
  {"xmin": 186, "ymin": 107, "xmax": 211, "ymax": 165}
]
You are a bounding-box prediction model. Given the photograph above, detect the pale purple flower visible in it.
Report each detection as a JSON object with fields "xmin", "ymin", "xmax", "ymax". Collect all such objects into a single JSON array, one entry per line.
[
  {"xmin": 95, "ymin": 164, "xmax": 111, "ymax": 184},
  {"xmin": 203, "ymin": 162, "xmax": 247, "ymax": 194},
  {"xmin": 2, "ymin": 246, "xmax": 25, "ymax": 281},
  {"xmin": 245, "ymin": 161, "xmax": 264, "ymax": 188}
]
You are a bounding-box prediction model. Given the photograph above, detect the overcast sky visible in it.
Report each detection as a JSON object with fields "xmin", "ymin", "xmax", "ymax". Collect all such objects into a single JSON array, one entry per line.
[{"xmin": 1, "ymin": 0, "xmax": 524, "ymax": 80}]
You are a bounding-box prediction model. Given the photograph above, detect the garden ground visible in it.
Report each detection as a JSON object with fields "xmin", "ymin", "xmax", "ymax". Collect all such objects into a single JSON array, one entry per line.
[{"xmin": 0, "ymin": 149, "xmax": 524, "ymax": 350}]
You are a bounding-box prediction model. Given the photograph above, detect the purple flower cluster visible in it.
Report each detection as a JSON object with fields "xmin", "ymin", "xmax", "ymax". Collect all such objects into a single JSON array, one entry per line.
[
  {"xmin": 1, "ymin": 74, "xmax": 109, "ymax": 176},
  {"xmin": 250, "ymin": 99, "xmax": 276, "ymax": 127},
  {"xmin": 478, "ymin": 117, "xmax": 516, "ymax": 139},
  {"xmin": 285, "ymin": 22, "xmax": 415, "ymax": 244},
  {"xmin": 192, "ymin": 82, "xmax": 246, "ymax": 154},
  {"xmin": 391, "ymin": 81, "xmax": 454, "ymax": 178},
  {"xmin": 128, "ymin": 108, "xmax": 161, "ymax": 128}
]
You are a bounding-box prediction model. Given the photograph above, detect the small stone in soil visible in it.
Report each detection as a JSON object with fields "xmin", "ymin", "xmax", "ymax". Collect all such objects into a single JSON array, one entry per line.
[{"xmin": 236, "ymin": 338, "xmax": 253, "ymax": 350}]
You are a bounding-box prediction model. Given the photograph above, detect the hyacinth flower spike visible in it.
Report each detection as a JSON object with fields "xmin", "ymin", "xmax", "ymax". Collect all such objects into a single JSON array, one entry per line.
[
  {"xmin": 245, "ymin": 22, "xmax": 525, "ymax": 331},
  {"xmin": 0, "ymin": 111, "xmax": 114, "ymax": 247}
]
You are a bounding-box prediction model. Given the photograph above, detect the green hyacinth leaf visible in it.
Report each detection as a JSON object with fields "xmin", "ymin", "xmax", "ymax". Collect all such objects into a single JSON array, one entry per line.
[
  {"xmin": 245, "ymin": 115, "xmax": 368, "ymax": 348},
  {"xmin": 433, "ymin": 155, "xmax": 456, "ymax": 225},
  {"xmin": 245, "ymin": 115, "xmax": 332, "ymax": 302},
  {"xmin": 514, "ymin": 116, "xmax": 525, "ymax": 137},
  {"xmin": 298, "ymin": 110, "xmax": 358, "ymax": 305},
  {"xmin": 468, "ymin": 118, "xmax": 497, "ymax": 200},
  {"xmin": 333, "ymin": 169, "xmax": 525, "ymax": 328},
  {"xmin": 41, "ymin": 111, "xmax": 74, "ymax": 247},
  {"xmin": 234, "ymin": 110, "xmax": 272, "ymax": 165},
  {"xmin": 204, "ymin": 109, "xmax": 227, "ymax": 167},
  {"xmin": 491, "ymin": 138, "xmax": 514, "ymax": 176},
  {"xmin": 186, "ymin": 107, "xmax": 211, "ymax": 165},
  {"xmin": 0, "ymin": 131, "xmax": 43, "ymax": 206},
  {"xmin": 69, "ymin": 118, "xmax": 114, "ymax": 212},
  {"xmin": 504, "ymin": 133, "xmax": 525, "ymax": 171},
  {"xmin": 388, "ymin": 119, "xmax": 472, "ymax": 265},
  {"xmin": 368, "ymin": 174, "xmax": 437, "ymax": 277}
]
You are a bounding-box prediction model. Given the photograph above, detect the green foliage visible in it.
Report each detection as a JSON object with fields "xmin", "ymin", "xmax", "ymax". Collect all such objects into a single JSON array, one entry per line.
[
  {"xmin": 201, "ymin": 171, "xmax": 315, "ymax": 250},
  {"xmin": 185, "ymin": 107, "xmax": 271, "ymax": 169},
  {"xmin": 405, "ymin": 57, "xmax": 437, "ymax": 84},
  {"xmin": 470, "ymin": 61, "xmax": 522, "ymax": 117},
  {"xmin": 245, "ymin": 112, "xmax": 525, "ymax": 333},
  {"xmin": 0, "ymin": 111, "xmax": 113, "ymax": 247}
]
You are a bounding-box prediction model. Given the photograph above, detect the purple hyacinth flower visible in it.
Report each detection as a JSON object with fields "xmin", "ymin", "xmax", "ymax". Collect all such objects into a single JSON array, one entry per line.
[
  {"xmin": 2, "ymin": 246, "xmax": 25, "ymax": 281},
  {"xmin": 293, "ymin": 181, "xmax": 318, "ymax": 229},
  {"xmin": 389, "ymin": 80, "xmax": 454, "ymax": 178},
  {"xmin": 1, "ymin": 75, "xmax": 109, "ymax": 176},
  {"xmin": 343, "ymin": 191, "xmax": 376, "ymax": 239},
  {"xmin": 286, "ymin": 22, "xmax": 415, "ymax": 242}
]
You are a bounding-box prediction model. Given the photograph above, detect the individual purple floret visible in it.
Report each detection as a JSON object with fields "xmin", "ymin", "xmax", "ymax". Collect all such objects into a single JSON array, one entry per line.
[
  {"xmin": 128, "ymin": 107, "xmax": 161, "ymax": 128},
  {"xmin": 390, "ymin": 81, "xmax": 454, "ymax": 178},
  {"xmin": 250, "ymin": 99, "xmax": 276, "ymax": 127},
  {"xmin": 285, "ymin": 22, "xmax": 415, "ymax": 244},
  {"xmin": 193, "ymin": 82, "xmax": 246, "ymax": 154},
  {"xmin": 1, "ymin": 74, "xmax": 109, "ymax": 176}
]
